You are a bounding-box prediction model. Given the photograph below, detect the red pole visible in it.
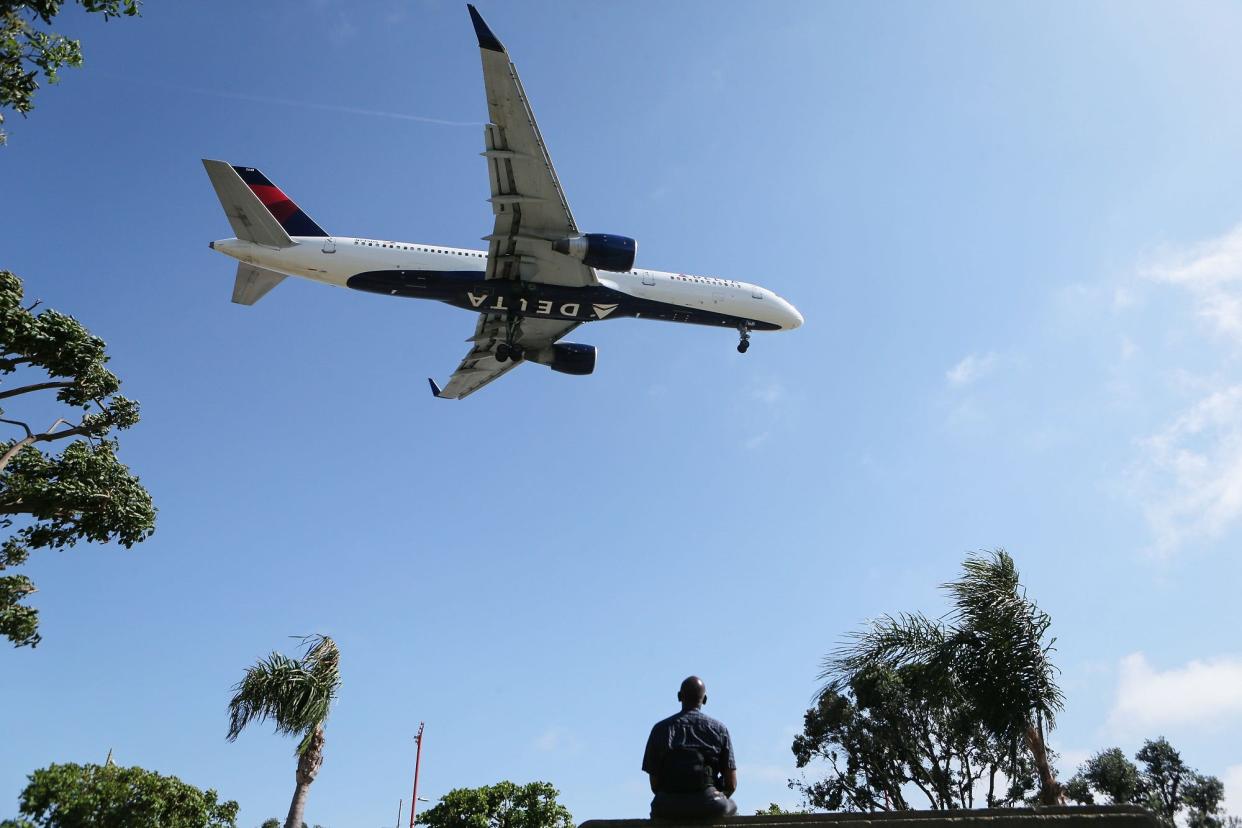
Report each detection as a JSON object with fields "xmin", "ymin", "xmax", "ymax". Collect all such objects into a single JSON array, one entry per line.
[{"xmin": 408, "ymin": 723, "xmax": 425, "ymax": 828}]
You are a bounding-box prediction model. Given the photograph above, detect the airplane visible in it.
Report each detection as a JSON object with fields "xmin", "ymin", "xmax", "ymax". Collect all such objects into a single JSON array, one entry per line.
[{"xmin": 203, "ymin": 4, "xmax": 802, "ymax": 400}]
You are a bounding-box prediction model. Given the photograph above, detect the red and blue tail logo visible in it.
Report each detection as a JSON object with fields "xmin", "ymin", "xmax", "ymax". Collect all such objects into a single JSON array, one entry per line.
[{"xmin": 233, "ymin": 166, "xmax": 328, "ymax": 238}]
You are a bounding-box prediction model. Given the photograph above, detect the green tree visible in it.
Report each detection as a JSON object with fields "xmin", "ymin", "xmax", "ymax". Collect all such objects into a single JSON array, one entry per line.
[
  {"xmin": 792, "ymin": 662, "xmax": 1039, "ymax": 811},
  {"xmin": 1137, "ymin": 738, "xmax": 1189, "ymax": 822},
  {"xmin": 417, "ymin": 781, "xmax": 573, "ymax": 828},
  {"xmin": 0, "ymin": 1, "xmax": 139, "ymax": 145},
  {"xmin": 1065, "ymin": 747, "xmax": 1141, "ymax": 805},
  {"xmin": 0, "ymin": 270, "xmax": 155, "ymax": 648},
  {"xmin": 823, "ymin": 550, "xmax": 1065, "ymax": 806},
  {"xmin": 9, "ymin": 762, "xmax": 237, "ymax": 828},
  {"xmin": 227, "ymin": 635, "xmax": 341, "ymax": 828},
  {"xmin": 1183, "ymin": 773, "xmax": 1226, "ymax": 828},
  {"xmin": 1065, "ymin": 738, "xmax": 1226, "ymax": 828},
  {"xmin": 754, "ymin": 804, "xmax": 806, "ymax": 816}
]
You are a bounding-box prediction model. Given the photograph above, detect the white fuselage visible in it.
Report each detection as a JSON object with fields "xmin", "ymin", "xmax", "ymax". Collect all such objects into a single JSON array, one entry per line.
[{"xmin": 210, "ymin": 235, "xmax": 804, "ymax": 331}]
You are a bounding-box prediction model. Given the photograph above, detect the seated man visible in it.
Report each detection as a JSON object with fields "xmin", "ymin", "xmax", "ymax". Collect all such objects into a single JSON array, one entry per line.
[{"xmin": 642, "ymin": 676, "xmax": 738, "ymax": 819}]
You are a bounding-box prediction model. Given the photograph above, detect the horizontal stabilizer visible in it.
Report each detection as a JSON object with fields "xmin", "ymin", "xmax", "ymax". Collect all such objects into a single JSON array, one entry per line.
[
  {"xmin": 232, "ymin": 263, "xmax": 286, "ymax": 305},
  {"xmin": 202, "ymin": 159, "xmax": 294, "ymax": 249}
]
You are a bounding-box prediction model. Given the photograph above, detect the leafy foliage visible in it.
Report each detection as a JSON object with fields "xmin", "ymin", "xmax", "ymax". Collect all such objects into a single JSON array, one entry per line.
[
  {"xmin": 791, "ymin": 663, "xmax": 1039, "ymax": 811},
  {"xmin": 818, "ymin": 550, "xmax": 1064, "ymax": 806},
  {"xmin": 10, "ymin": 762, "xmax": 237, "ymax": 828},
  {"xmin": 0, "ymin": 0, "xmax": 139, "ymax": 145},
  {"xmin": 1066, "ymin": 739, "xmax": 1228, "ymax": 828},
  {"xmin": 1065, "ymin": 748, "xmax": 1141, "ymax": 805},
  {"xmin": 754, "ymin": 804, "xmax": 806, "ymax": 816},
  {"xmin": 227, "ymin": 635, "xmax": 340, "ymax": 828},
  {"xmin": 0, "ymin": 271, "xmax": 154, "ymax": 647},
  {"xmin": 417, "ymin": 781, "xmax": 574, "ymax": 828},
  {"xmin": 227, "ymin": 635, "xmax": 341, "ymax": 754}
]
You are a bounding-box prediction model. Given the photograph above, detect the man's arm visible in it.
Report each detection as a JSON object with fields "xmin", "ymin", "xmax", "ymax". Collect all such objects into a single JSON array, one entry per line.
[
  {"xmin": 642, "ymin": 723, "xmax": 664, "ymax": 794},
  {"xmin": 721, "ymin": 768, "xmax": 737, "ymax": 797}
]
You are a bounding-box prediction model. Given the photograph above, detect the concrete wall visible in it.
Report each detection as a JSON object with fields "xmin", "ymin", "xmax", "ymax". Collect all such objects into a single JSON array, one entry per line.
[{"xmin": 580, "ymin": 805, "xmax": 1160, "ymax": 828}]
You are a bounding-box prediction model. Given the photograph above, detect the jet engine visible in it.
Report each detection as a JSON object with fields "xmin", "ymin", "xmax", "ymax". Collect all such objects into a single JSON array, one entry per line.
[
  {"xmin": 547, "ymin": 343, "xmax": 597, "ymax": 375},
  {"xmin": 551, "ymin": 233, "xmax": 637, "ymax": 273}
]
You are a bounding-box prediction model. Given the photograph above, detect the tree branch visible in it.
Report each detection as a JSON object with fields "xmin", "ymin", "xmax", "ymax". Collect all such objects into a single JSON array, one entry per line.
[
  {"xmin": 0, "ymin": 418, "xmax": 88, "ymax": 475},
  {"xmin": 0, "ymin": 417, "xmax": 34, "ymax": 439},
  {"xmin": 0, "ymin": 380, "xmax": 73, "ymax": 400}
]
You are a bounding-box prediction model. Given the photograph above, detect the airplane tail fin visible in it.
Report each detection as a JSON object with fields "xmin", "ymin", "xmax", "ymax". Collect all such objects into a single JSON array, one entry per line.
[
  {"xmin": 202, "ymin": 159, "xmax": 329, "ymax": 247},
  {"xmin": 229, "ymin": 164, "xmax": 329, "ymax": 238}
]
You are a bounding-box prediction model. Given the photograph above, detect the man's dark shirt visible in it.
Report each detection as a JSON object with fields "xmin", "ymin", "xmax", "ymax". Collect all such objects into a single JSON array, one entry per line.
[{"xmin": 642, "ymin": 709, "xmax": 735, "ymax": 789}]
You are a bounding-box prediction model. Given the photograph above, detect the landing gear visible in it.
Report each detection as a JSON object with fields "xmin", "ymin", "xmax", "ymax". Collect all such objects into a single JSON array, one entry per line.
[
  {"xmin": 736, "ymin": 324, "xmax": 752, "ymax": 354},
  {"xmin": 496, "ymin": 314, "xmax": 524, "ymax": 363}
]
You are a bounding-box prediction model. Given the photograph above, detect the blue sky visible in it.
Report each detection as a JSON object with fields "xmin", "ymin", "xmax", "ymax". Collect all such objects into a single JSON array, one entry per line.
[{"xmin": 5, "ymin": 0, "xmax": 1242, "ymax": 825}]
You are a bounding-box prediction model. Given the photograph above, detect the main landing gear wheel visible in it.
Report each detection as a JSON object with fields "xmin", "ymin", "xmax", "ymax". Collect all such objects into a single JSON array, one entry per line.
[
  {"xmin": 736, "ymin": 324, "xmax": 752, "ymax": 354},
  {"xmin": 496, "ymin": 314, "xmax": 525, "ymax": 363}
]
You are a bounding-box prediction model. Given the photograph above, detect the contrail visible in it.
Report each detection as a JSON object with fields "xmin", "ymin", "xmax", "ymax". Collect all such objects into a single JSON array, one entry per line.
[{"xmin": 106, "ymin": 74, "xmax": 482, "ymax": 126}]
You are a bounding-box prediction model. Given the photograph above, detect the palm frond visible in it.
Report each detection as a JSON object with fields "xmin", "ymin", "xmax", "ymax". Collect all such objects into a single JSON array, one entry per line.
[
  {"xmin": 942, "ymin": 550, "xmax": 1064, "ymax": 736},
  {"xmin": 818, "ymin": 612, "xmax": 949, "ymax": 698},
  {"xmin": 226, "ymin": 634, "xmax": 341, "ymax": 755}
]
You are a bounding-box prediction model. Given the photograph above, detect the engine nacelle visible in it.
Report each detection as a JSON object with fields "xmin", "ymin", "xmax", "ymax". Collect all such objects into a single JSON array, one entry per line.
[
  {"xmin": 551, "ymin": 233, "xmax": 637, "ymax": 273},
  {"xmin": 548, "ymin": 343, "xmax": 597, "ymax": 376}
]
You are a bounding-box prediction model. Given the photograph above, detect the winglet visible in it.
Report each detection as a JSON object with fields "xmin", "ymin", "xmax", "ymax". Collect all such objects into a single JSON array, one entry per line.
[
  {"xmin": 467, "ymin": 4, "xmax": 505, "ymax": 53},
  {"xmin": 428, "ymin": 378, "xmax": 444, "ymax": 398}
]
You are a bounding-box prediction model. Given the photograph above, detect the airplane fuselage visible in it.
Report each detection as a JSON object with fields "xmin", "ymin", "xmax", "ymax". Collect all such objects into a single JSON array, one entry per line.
[{"xmin": 210, "ymin": 236, "xmax": 804, "ymax": 332}]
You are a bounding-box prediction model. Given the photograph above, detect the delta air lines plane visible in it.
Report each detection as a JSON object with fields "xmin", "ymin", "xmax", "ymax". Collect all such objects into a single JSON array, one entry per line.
[{"xmin": 204, "ymin": 5, "xmax": 802, "ymax": 399}]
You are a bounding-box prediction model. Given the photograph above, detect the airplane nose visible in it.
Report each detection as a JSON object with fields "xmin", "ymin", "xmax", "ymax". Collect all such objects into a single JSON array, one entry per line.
[{"xmin": 786, "ymin": 302, "xmax": 803, "ymax": 330}]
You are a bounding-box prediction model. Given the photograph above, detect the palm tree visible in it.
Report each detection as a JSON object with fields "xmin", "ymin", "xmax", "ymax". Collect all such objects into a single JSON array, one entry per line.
[
  {"xmin": 227, "ymin": 635, "xmax": 341, "ymax": 828},
  {"xmin": 824, "ymin": 550, "xmax": 1065, "ymax": 806}
]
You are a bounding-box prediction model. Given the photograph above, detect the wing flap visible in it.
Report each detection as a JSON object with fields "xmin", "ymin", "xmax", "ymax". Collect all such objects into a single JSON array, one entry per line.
[
  {"xmin": 470, "ymin": 8, "xmax": 597, "ymax": 289},
  {"xmin": 432, "ymin": 313, "xmax": 580, "ymax": 400}
]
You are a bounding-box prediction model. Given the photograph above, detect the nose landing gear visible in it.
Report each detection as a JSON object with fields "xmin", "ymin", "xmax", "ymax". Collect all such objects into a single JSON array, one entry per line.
[{"xmin": 737, "ymin": 323, "xmax": 752, "ymax": 354}]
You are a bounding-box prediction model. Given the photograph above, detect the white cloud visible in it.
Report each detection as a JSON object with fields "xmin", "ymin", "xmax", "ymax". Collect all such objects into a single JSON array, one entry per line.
[
  {"xmin": 1145, "ymin": 222, "xmax": 1242, "ymax": 342},
  {"xmin": 946, "ymin": 352, "xmax": 997, "ymax": 388},
  {"xmin": 750, "ymin": 381, "xmax": 787, "ymax": 406},
  {"xmin": 1056, "ymin": 748, "xmax": 1093, "ymax": 778},
  {"xmin": 533, "ymin": 726, "xmax": 580, "ymax": 753},
  {"xmin": 1223, "ymin": 765, "xmax": 1242, "ymax": 817},
  {"xmin": 1107, "ymin": 652, "xmax": 1242, "ymax": 733},
  {"xmin": 744, "ymin": 431, "xmax": 772, "ymax": 451},
  {"xmin": 1131, "ymin": 385, "xmax": 1242, "ymax": 553}
]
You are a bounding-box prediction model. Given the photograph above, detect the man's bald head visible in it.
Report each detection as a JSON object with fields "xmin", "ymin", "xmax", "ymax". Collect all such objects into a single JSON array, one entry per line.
[{"xmin": 678, "ymin": 675, "xmax": 707, "ymax": 710}]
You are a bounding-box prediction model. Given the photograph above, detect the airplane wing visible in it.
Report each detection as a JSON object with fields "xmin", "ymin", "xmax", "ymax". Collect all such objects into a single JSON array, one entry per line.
[
  {"xmin": 468, "ymin": 5, "xmax": 598, "ymax": 289},
  {"xmin": 430, "ymin": 314, "xmax": 580, "ymax": 400}
]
